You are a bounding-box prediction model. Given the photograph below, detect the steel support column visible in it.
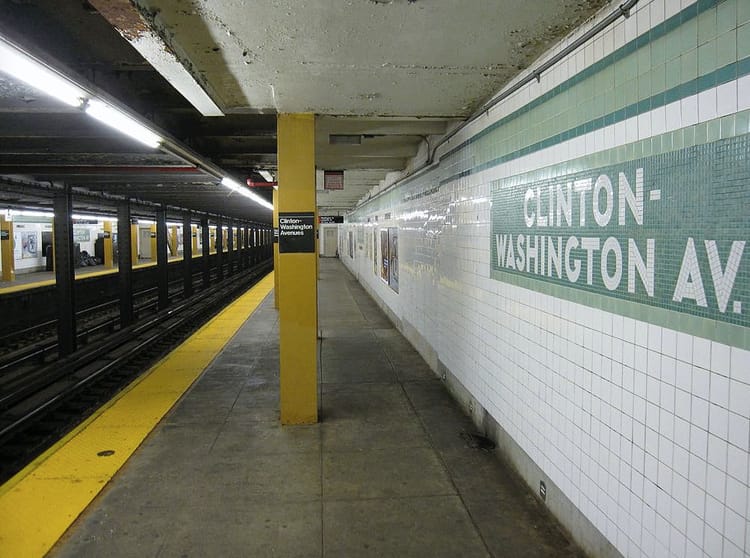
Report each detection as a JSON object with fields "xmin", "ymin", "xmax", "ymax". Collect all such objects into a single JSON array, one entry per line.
[
  {"xmin": 118, "ymin": 202, "xmax": 134, "ymax": 327},
  {"xmin": 238, "ymin": 225, "xmax": 245, "ymax": 271},
  {"xmin": 201, "ymin": 216, "xmax": 210, "ymax": 288},
  {"xmin": 249, "ymin": 228, "xmax": 256, "ymax": 265},
  {"xmin": 273, "ymin": 189, "xmax": 279, "ymax": 308},
  {"xmin": 215, "ymin": 216, "xmax": 224, "ymax": 281},
  {"xmin": 150, "ymin": 223, "xmax": 157, "ymax": 262},
  {"xmin": 278, "ymin": 113, "xmax": 317, "ymax": 425},
  {"xmin": 130, "ymin": 221, "xmax": 138, "ymax": 266},
  {"xmin": 54, "ymin": 184, "xmax": 76, "ymax": 355},
  {"xmin": 0, "ymin": 215, "xmax": 15, "ymax": 282},
  {"xmin": 156, "ymin": 208, "xmax": 168, "ymax": 309},
  {"xmin": 103, "ymin": 220, "xmax": 113, "ymax": 269},
  {"xmin": 227, "ymin": 220, "xmax": 234, "ymax": 276},
  {"xmin": 183, "ymin": 213, "xmax": 193, "ymax": 297}
]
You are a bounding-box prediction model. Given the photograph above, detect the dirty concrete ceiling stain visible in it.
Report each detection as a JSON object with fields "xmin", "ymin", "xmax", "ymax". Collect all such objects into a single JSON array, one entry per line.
[{"xmin": 132, "ymin": 0, "xmax": 610, "ymax": 116}]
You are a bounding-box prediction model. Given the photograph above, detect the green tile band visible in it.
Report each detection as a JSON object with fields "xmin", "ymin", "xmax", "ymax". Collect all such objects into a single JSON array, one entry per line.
[
  {"xmin": 440, "ymin": 57, "xmax": 750, "ymax": 186},
  {"xmin": 440, "ymin": 0, "xmax": 722, "ymax": 165}
]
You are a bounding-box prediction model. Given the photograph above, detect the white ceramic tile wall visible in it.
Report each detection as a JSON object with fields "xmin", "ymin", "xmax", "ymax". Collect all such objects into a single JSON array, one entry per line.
[{"xmin": 341, "ymin": 1, "xmax": 750, "ymax": 557}]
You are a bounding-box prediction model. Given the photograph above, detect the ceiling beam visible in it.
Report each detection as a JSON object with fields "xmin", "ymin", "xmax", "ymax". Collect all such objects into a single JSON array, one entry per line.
[{"xmin": 88, "ymin": 0, "xmax": 224, "ymax": 117}]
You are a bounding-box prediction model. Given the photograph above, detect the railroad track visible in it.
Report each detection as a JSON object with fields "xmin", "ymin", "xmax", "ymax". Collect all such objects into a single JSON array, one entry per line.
[
  {"xmin": 0, "ymin": 274, "xmax": 200, "ymax": 364},
  {"xmin": 0, "ymin": 261, "xmax": 271, "ymax": 483}
]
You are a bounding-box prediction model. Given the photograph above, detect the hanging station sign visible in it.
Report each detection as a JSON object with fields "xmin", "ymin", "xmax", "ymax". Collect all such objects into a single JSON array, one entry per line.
[{"xmin": 319, "ymin": 216, "xmax": 344, "ymax": 224}]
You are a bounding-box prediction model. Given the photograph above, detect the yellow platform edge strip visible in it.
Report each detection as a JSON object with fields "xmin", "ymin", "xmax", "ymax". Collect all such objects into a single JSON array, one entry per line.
[{"xmin": 0, "ymin": 272, "xmax": 275, "ymax": 558}]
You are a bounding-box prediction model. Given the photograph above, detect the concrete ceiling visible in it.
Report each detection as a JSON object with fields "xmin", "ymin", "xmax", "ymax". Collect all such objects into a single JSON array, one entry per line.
[
  {"xmin": 131, "ymin": 0, "xmax": 605, "ymax": 116},
  {"xmin": 0, "ymin": 0, "xmax": 611, "ymax": 218},
  {"xmin": 124, "ymin": 0, "xmax": 609, "ymax": 211}
]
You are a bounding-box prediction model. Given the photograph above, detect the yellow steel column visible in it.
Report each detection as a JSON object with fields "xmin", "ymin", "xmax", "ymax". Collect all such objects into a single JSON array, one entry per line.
[
  {"xmin": 150, "ymin": 224, "xmax": 157, "ymax": 262},
  {"xmin": 169, "ymin": 226, "xmax": 178, "ymax": 257},
  {"xmin": 51, "ymin": 222, "xmax": 55, "ymax": 272},
  {"xmin": 273, "ymin": 187, "xmax": 279, "ymax": 309},
  {"xmin": 130, "ymin": 223, "xmax": 138, "ymax": 265},
  {"xmin": 0, "ymin": 215, "xmax": 15, "ymax": 282},
  {"xmin": 103, "ymin": 220, "xmax": 113, "ymax": 268},
  {"xmin": 191, "ymin": 225, "xmax": 198, "ymax": 255},
  {"xmin": 278, "ymin": 113, "xmax": 317, "ymax": 425}
]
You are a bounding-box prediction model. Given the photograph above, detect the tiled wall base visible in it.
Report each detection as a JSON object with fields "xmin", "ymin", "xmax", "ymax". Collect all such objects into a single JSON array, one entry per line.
[{"xmin": 440, "ymin": 357, "xmax": 625, "ymax": 558}]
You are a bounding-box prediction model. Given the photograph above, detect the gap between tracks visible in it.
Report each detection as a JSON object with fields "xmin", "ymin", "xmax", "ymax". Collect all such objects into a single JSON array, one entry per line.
[{"xmin": 0, "ymin": 272, "xmax": 274, "ymax": 558}]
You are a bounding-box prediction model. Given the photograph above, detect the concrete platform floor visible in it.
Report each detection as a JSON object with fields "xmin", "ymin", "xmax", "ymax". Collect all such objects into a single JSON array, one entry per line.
[{"xmin": 50, "ymin": 259, "xmax": 584, "ymax": 558}]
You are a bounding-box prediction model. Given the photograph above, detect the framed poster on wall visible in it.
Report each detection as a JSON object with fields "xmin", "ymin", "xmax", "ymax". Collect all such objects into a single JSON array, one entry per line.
[
  {"xmin": 380, "ymin": 229, "xmax": 389, "ymax": 283},
  {"xmin": 388, "ymin": 227, "xmax": 398, "ymax": 293},
  {"xmin": 21, "ymin": 232, "xmax": 38, "ymax": 258}
]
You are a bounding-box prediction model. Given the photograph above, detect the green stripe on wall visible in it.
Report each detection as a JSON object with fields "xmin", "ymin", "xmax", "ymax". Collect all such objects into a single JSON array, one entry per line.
[
  {"xmin": 440, "ymin": 57, "xmax": 750, "ymax": 186},
  {"xmin": 491, "ymin": 268, "xmax": 750, "ymax": 350},
  {"xmin": 440, "ymin": 0, "xmax": 720, "ymax": 163}
]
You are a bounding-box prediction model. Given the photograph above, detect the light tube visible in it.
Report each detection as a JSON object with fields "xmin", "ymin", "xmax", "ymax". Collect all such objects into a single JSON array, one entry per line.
[
  {"xmin": 72, "ymin": 214, "xmax": 118, "ymax": 222},
  {"xmin": 10, "ymin": 210, "xmax": 121, "ymax": 223},
  {"xmin": 85, "ymin": 99, "xmax": 162, "ymax": 149},
  {"xmin": 221, "ymin": 177, "xmax": 274, "ymax": 210},
  {"xmin": 10, "ymin": 209, "xmax": 53, "ymax": 218},
  {"xmin": 259, "ymin": 170, "xmax": 274, "ymax": 182},
  {"xmin": 0, "ymin": 39, "xmax": 84, "ymax": 107}
]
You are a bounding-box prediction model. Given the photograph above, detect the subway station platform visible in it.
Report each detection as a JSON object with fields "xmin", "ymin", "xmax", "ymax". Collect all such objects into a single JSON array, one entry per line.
[{"xmin": 6, "ymin": 259, "xmax": 582, "ymax": 558}]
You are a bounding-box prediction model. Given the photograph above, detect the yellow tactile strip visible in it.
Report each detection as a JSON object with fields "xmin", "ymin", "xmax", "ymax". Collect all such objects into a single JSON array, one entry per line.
[{"xmin": 0, "ymin": 272, "xmax": 274, "ymax": 558}]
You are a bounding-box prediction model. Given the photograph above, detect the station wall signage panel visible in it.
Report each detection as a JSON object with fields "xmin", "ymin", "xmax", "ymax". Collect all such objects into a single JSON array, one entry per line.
[
  {"xmin": 278, "ymin": 212, "xmax": 315, "ymax": 253},
  {"xmin": 319, "ymin": 216, "xmax": 344, "ymax": 224}
]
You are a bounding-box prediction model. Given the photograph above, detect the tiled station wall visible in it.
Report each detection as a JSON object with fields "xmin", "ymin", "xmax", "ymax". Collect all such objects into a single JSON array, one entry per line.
[{"xmin": 342, "ymin": 1, "xmax": 750, "ymax": 557}]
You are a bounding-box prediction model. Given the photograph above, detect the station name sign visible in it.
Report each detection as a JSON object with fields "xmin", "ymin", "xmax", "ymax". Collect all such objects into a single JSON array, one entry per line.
[
  {"xmin": 279, "ymin": 212, "xmax": 315, "ymax": 253},
  {"xmin": 490, "ymin": 137, "xmax": 749, "ymax": 327}
]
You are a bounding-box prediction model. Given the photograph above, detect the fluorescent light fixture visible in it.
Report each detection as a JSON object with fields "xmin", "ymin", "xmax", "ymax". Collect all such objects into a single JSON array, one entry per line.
[
  {"xmin": 72, "ymin": 213, "xmax": 118, "ymax": 222},
  {"xmin": 10, "ymin": 209, "xmax": 53, "ymax": 218},
  {"xmin": 9, "ymin": 210, "xmax": 120, "ymax": 222},
  {"xmin": 259, "ymin": 170, "xmax": 274, "ymax": 182},
  {"xmin": 0, "ymin": 39, "xmax": 85, "ymax": 107},
  {"xmin": 85, "ymin": 99, "xmax": 162, "ymax": 149},
  {"xmin": 221, "ymin": 177, "xmax": 274, "ymax": 210}
]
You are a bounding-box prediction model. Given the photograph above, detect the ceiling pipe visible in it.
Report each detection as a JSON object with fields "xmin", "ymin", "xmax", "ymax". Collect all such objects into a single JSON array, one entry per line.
[{"xmin": 363, "ymin": 0, "xmax": 639, "ymax": 206}]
